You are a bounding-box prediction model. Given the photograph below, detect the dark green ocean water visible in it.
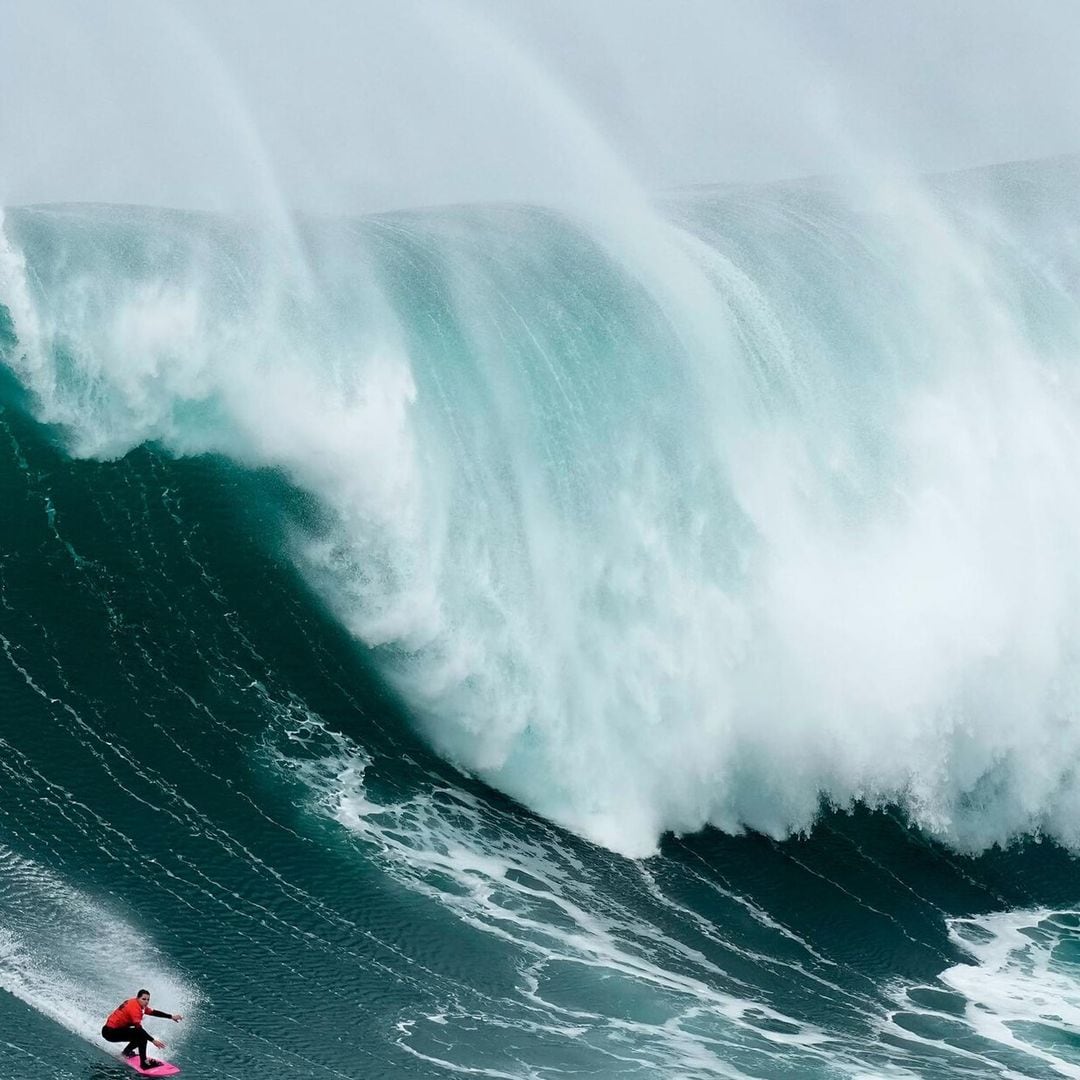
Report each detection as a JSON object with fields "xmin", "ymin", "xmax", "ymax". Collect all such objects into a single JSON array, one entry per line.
[{"xmin": 4, "ymin": 160, "xmax": 1080, "ymax": 1078}]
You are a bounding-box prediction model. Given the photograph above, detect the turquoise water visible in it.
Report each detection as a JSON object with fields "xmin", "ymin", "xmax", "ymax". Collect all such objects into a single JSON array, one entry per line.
[{"xmin": 3, "ymin": 158, "xmax": 1080, "ymax": 1077}]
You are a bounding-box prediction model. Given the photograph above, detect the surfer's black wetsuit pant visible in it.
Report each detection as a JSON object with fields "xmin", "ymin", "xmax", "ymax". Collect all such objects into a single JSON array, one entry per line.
[{"xmin": 101, "ymin": 1024, "xmax": 150, "ymax": 1066}]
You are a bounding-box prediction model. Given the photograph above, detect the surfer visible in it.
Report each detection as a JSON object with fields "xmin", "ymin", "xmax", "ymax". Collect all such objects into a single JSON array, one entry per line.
[{"xmin": 101, "ymin": 988, "xmax": 183, "ymax": 1071}]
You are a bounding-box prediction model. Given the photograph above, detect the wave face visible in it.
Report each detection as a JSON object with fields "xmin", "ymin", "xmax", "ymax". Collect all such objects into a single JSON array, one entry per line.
[{"xmin": 3, "ymin": 156, "xmax": 1080, "ymax": 1078}]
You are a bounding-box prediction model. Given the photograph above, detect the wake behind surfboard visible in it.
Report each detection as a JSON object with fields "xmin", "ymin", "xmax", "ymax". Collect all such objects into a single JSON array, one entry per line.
[{"xmin": 121, "ymin": 1056, "xmax": 180, "ymax": 1077}]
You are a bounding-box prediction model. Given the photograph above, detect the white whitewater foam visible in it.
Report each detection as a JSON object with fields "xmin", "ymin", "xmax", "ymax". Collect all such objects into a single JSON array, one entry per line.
[{"xmin": 886, "ymin": 907, "xmax": 1080, "ymax": 1079}]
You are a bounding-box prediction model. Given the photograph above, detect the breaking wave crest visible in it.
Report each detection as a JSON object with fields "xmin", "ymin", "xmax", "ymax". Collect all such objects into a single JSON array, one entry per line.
[{"xmin": 3, "ymin": 156, "xmax": 1080, "ymax": 856}]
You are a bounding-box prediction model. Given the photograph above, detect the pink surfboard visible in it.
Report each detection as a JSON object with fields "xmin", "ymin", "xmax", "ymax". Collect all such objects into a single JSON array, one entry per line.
[{"xmin": 122, "ymin": 1055, "xmax": 181, "ymax": 1077}]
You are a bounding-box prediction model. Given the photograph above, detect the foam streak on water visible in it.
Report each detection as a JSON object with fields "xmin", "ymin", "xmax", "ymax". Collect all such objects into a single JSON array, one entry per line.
[{"xmin": 886, "ymin": 909, "xmax": 1080, "ymax": 1079}]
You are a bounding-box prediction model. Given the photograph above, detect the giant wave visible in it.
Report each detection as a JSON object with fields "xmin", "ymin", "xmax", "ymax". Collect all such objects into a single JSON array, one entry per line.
[{"xmin": 3, "ymin": 156, "xmax": 1080, "ymax": 858}]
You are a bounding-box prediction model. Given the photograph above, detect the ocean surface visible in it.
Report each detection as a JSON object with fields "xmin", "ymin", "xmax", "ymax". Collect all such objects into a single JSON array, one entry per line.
[{"xmin": 2, "ymin": 157, "xmax": 1080, "ymax": 1078}]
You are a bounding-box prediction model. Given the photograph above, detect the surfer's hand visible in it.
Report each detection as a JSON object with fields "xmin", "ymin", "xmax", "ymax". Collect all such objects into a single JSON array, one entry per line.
[
  {"xmin": 172, "ymin": 1014, "xmax": 183, "ymax": 1023},
  {"xmin": 153, "ymin": 1039, "xmax": 166, "ymax": 1050}
]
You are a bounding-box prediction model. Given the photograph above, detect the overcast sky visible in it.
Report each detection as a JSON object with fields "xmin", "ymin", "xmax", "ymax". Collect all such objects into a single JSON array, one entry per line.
[{"xmin": 2, "ymin": 0, "xmax": 1079, "ymax": 215}]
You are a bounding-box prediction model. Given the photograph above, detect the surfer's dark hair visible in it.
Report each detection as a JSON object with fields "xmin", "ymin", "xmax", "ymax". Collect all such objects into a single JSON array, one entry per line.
[{"xmin": 137, "ymin": 989, "xmax": 150, "ymax": 997}]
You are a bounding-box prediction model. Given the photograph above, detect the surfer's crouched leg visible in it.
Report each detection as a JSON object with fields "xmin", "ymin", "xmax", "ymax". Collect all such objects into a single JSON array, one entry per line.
[{"xmin": 102, "ymin": 1023, "xmax": 151, "ymax": 1067}]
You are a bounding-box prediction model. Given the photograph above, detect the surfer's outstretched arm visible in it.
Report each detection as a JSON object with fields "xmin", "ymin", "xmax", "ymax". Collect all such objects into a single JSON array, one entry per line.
[{"xmin": 146, "ymin": 1009, "xmax": 183, "ymax": 1021}]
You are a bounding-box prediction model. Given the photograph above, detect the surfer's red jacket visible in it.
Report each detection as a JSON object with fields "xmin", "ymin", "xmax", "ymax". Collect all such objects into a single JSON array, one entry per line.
[{"xmin": 106, "ymin": 998, "xmax": 149, "ymax": 1029}]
